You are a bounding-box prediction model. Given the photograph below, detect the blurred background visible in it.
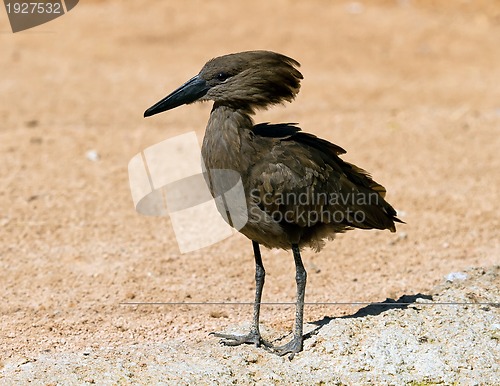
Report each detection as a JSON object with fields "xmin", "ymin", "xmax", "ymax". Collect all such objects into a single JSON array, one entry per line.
[{"xmin": 1, "ymin": 0, "xmax": 499, "ymax": 359}]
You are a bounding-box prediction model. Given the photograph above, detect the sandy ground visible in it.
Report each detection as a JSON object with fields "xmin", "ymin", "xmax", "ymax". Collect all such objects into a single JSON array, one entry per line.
[
  {"xmin": 2, "ymin": 266, "xmax": 499, "ymax": 384},
  {"xmin": 1, "ymin": 0, "xmax": 499, "ymax": 384}
]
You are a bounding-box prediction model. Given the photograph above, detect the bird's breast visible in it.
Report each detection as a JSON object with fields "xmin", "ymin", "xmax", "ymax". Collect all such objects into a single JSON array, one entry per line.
[{"xmin": 201, "ymin": 107, "xmax": 256, "ymax": 174}]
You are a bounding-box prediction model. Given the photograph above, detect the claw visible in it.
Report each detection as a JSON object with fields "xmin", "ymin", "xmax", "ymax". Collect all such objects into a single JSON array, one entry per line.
[
  {"xmin": 210, "ymin": 331, "xmax": 272, "ymax": 348},
  {"xmin": 272, "ymin": 334, "xmax": 303, "ymax": 359}
]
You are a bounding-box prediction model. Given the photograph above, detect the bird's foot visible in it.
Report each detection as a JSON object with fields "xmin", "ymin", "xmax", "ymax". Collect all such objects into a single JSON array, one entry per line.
[
  {"xmin": 272, "ymin": 334, "xmax": 303, "ymax": 360},
  {"xmin": 210, "ymin": 330, "xmax": 271, "ymax": 348}
]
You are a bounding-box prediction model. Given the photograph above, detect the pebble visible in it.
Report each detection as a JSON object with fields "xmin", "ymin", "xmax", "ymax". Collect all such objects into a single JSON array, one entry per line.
[{"xmin": 85, "ymin": 150, "xmax": 100, "ymax": 161}]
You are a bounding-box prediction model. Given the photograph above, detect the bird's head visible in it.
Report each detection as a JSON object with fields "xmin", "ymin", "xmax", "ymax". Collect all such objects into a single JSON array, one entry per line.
[{"xmin": 144, "ymin": 50, "xmax": 303, "ymax": 117}]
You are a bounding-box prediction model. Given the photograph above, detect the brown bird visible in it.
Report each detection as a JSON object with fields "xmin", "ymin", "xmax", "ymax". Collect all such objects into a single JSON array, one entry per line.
[{"xmin": 144, "ymin": 50, "xmax": 402, "ymax": 358}]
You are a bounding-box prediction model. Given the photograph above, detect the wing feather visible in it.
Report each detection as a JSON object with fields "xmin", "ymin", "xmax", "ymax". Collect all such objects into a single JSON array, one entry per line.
[{"xmin": 248, "ymin": 123, "xmax": 400, "ymax": 232}]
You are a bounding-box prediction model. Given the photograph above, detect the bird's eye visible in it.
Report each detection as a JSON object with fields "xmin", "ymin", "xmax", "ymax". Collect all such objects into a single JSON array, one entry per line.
[{"xmin": 216, "ymin": 72, "xmax": 230, "ymax": 82}]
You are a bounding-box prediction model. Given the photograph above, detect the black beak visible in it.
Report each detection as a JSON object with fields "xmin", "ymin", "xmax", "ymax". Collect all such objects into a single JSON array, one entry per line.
[{"xmin": 144, "ymin": 75, "xmax": 209, "ymax": 118}]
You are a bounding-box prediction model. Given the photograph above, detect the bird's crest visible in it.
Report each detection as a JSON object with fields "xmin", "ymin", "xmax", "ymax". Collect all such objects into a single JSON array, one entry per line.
[{"xmin": 200, "ymin": 51, "xmax": 303, "ymax": 112}]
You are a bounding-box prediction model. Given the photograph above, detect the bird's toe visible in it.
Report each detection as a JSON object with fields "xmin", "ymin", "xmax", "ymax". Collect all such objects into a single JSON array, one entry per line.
[
  {"xmin": 272, "ymin": 335, "xmax": 303, "ymax": 359},
  {"xmin": 210, "ymin": 330, "xmax": 270, "ymax": 348}
]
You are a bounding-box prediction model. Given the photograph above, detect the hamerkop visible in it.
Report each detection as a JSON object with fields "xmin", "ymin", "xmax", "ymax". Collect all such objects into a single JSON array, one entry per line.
[{"xmin": 144, "ymin": 50, "xmax": 402, "ymax": 357}]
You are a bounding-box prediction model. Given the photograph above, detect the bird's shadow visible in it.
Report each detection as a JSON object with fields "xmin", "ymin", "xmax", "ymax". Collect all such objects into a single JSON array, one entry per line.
[{"xmin": 303, "ymin": 293, "xmax": 433, "ymax": 341}]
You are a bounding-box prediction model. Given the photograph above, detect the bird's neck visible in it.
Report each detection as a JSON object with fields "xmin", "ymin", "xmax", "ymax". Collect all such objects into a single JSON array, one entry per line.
[{"xmin": 201, "ymin": 105, "xmax": 254, "ymax": 172}]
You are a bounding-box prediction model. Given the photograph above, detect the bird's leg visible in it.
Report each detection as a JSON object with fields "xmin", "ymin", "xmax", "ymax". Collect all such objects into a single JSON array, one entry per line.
[
  {"xmin": 211, "ymin": 241, "xmax": 270, "ymax": 348},
  {"xmin": 272, "ymin": 244, "xmax": 307, "ymax": 359}
]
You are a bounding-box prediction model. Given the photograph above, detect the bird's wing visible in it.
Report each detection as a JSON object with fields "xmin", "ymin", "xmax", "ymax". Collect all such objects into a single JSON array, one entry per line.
[{"xmin": 249, "ymin": 124, "xmax": 399, "ymax": 231}]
